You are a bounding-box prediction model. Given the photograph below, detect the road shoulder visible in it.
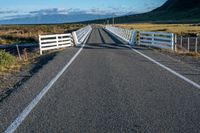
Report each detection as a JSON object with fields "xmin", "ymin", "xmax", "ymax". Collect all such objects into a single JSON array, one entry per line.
[{"xmin": 0, "ymin": 47, "xmax": 80, "ymax": 132}]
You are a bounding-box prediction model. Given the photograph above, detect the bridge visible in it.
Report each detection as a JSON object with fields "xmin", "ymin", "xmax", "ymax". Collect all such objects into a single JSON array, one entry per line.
[{"xmin": 1, "ymin": 25, "xmax": 200, "ymax": 133}]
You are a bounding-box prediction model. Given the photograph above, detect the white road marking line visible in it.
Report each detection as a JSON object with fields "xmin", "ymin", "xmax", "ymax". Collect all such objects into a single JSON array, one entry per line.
[
  {"xmin": 4, "ymin": 44, "xmax": 85, "ymax": 133},
  {"xmin": 126, "ymin": 45, "xmax": 200, "ymax": 89}
]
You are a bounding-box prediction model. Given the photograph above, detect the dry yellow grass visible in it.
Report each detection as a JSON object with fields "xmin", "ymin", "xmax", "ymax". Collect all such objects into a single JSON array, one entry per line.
[
  {"xmin": 0, "ymin": 24, "xmax": 84, "ymax": 45},
  {"xmin": 116, "ymin": 23, "xmax": 200, "ymax": 36},
  {"xmin": 0, "ymin": 50, "xmax": 40, "ymax": 76}
]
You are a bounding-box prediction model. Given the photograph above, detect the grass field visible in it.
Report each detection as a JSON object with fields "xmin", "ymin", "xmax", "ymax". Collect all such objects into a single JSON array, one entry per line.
[
  {"xmin": 116, "ymin": 23, "xmax": 200, "ymax": 37},
  {"xmin": 0, "ymin": 49, "xmax": 38, "ymax": 76},
  {"xmin": 0, "ymin": 24, "xmax": 84, "ymax": 45},
  {"xmin": 0, "ymin": 23, "xmax": 84, "ymax": 75}
]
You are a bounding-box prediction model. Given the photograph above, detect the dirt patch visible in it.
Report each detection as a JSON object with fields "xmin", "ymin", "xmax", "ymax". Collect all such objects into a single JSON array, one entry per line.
[{"xmin": 156, "ymin": 49, "xmax": 200, "ymax": 70}]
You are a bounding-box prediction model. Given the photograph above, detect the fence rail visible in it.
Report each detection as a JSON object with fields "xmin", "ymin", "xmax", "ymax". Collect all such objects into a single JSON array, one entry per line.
[
  {"xmin": 39, "ymin": 33, "xmax": 73, "ymax": 55},
  {"xmin": 139, "ymin": 31, "xmax": 174, "ymax": 50},
  {"xmin": 105, "ymin": 25, "xmax": 174, "ymax": 50},
  {"xmin": 73, "ymin": 25, "xmax": 92, "ymax": 45},
  {"xmin": 176, "ymin": 36, "xmax": 200, "ymax": 53},
  {"xmin": 105, "ymin": 25, "xmax": 136, "ymax": 45},
  {"xmin": 39, "ymin": 25, "xmax": 92, "ymax": 55}
]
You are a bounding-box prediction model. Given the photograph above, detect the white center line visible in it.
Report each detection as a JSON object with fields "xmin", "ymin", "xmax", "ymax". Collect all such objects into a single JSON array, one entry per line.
[{"xmin": 126, "ymin": 45, "xmax": 200, "ymax": 89}]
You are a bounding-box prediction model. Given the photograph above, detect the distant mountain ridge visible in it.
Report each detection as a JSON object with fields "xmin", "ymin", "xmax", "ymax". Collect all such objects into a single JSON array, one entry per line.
[
  {"xmin": 154, "ymin": 0, "xmax": 200, "ymax": 11},
  {"xmin": 85, "ymin": 0, "xmax": 200, "ymax": 24},
  {"xmin": 0, "ymin": 13, "xmax": 114, "ymax": 25},
  {"xmin": 0, "ymin": 0, "xmax": 199, "ymax": 24}
]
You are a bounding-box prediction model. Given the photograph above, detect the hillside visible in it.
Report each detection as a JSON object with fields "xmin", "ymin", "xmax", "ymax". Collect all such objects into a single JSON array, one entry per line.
[
  {"xmin": 154, "ymin": 0, "xmax": 200, "ymax": 11},
  {"xmin": 84, "ymin": 0, "xmax": 200, "ymax": 24}
]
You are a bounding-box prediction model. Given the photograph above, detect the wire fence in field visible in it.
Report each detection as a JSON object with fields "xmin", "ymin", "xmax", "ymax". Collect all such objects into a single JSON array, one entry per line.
[
  {"xmin": 176, "ymin": 36, "xmax": 200, "ymax": 53},
  {"xmin": 0, "ymin": 43, "xmax": 38, "ymax": 60}
]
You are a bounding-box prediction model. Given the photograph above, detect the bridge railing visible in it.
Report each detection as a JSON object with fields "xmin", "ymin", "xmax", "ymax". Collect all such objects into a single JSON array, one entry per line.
[
  {"xmin": 139, "ymin": 31, "xmax": 174, "ymax": 50},
  {"xmin": 39, "ymin": 33, "xmax": 73, "ymax": 55},
  {"xmin": 105, "ymin": 25, "xmax": 175, "ymax": 50},
  {"xmin": 105, "ymin": 25, "xmax": 136, "ymax": 45},
  {"xmin": 39, "ymin": 25, "xmax": 92, "ymax": 55},
  {"xmin": 72, "ymin": 25, "xmax": 92, "ymax": 46}
]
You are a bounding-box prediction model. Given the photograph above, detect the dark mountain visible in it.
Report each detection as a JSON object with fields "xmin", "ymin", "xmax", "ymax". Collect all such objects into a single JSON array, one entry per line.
[
  {"xmin": 85, "ymin": 0, "xmax": 200, "ymax": 24},
  {"xmin": 1, "ymin": 0, "xmax": 199, "ymax": 24},
  {"xmin": 154, "ymin": 0, "xmax": 200, "ymax": 11}
]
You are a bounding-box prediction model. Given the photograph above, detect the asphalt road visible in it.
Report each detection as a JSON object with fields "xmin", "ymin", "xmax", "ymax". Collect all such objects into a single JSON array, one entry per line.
[{"xmin": 1, "ymin": 27, "xmax": 200, "ymax": 133}]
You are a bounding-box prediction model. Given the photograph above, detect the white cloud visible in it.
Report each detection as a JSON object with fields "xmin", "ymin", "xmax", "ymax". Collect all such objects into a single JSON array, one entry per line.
[{"xmin": 0, "ymin": 7, "xmax": 138, "ymax": 20}]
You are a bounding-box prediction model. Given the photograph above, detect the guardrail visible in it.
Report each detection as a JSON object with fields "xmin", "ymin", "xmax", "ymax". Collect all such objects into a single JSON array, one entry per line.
[
  {"xmin": 105, "ymin": 25, "xmax": 175, "ymax": 50},
  {"xmin": 39, "ymin": 33, "xmax": 73, "ymax": 55},
  {"xmin": 139, "ymin": 31, "xmax": 175, "ymax": 50},
  {"xmin": 72, "ymin": 25, "xmax": 92, "ymax": 46},
  {"xmin": 39, "ymin": 25, "xmax": 92, "ymax": 55},
  {"xmin": 105, "ymin": 25, "xmax": 136, "ymax": 45}
]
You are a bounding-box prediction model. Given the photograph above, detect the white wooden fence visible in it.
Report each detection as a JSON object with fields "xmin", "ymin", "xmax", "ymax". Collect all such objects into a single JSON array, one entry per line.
[
  {"xmin": 39, "ymin": 33, "xmax": 73, "ymax": 55},
  {"xmin": 105, "ymin": 25, "xmax": 175, "ymax": 50},
  {"xmin": 139, "ymin": 31, "xmax": 175, "ymax": 50},
  {"xmin": 72, "ymin": 25, "xmax": 92, "ymax": 46},
  {"xmin": 39, "ymin": 25, "xmax": 92, "ymax": 55},
  {"xmin": 105, "ymin": 25, "xmax": 136, "ymax": 45}
]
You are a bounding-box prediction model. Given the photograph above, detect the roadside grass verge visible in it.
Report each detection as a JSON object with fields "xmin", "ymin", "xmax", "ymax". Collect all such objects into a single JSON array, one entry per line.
[
  {"xmin": 0, "ymin": 50, "xmax": 40, "ymax": 76},
  {"xmin": 0, "ymin": 47, "xmax": 66, "ymax": 76},
  {"xmin": 0, "ymin": 50, "xmax": 16, "ymax": 73},
  {"xmin": 116, "ymin": 23, "xmax": 200, "ymax": 37},
  {"xmin": 0, "ymin": 24, "xmax": 84, "ymax": 45},
  {"xmin": 173, "ymin": 50, "xmax": 200, "ymax": 58},
  {"xmin": 155, "ymin": 48, "xmax": 200, "ymax": 59},
  {"xmin": 0, "ymin": 48, "xmax": 60, "ymax": 101}
]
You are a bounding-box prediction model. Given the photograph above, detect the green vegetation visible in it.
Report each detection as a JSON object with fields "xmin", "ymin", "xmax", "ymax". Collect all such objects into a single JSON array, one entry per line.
[
  {"xmin": 0, "ymin": 24, "xmax": 84, "ymax": 45},
  {"xmin": 0, "ymin": 50, "xmax": 16, "ymax": 69},
  {"xmin": 0, "ymin": 49, "xmax": 41, "ymax": 76}
]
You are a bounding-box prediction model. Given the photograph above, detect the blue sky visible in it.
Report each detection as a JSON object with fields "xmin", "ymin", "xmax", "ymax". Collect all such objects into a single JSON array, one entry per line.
[{"xmin": 0, "ymin": 0, "xmax": 167, "ymax": 20}]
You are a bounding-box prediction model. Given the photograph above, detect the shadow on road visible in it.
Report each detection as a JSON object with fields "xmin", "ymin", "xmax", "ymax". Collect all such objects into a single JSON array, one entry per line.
[{"xmin": 85, "ymin": 27, "xmax": 130, "ymax": 50}]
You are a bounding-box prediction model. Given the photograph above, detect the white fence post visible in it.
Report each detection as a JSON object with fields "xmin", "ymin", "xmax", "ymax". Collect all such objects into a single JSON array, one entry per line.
[
  {"xmin": 174, "ymin": 34, "xmax": 177, "ymax": 52},
  {"xmin": 129, "ymin": 31, "xmax": 136, "ymax": 46},
  {"xmin": 137, "ymin": 31, "xmax": 140, "ymax": 45},
  {"xmin": 180, "ymin": 36, "xmax": 183, "ymax": 48},
  {"xmin": 152, "ymin": 33, "xmax": 155, "ymax": 46},
  {"xmin": 195, "ymin": 38, "xmax": 198, "ymax": 53},
  {"xmin": 72, "ymin": 31, "xmax": 79, "ymax": 46},
  {"xmin": 56, "ymin": 35, "xmax": 59, "ymax": 49},
  {"xmin": 39, "ymin": 35, "xmax": 42, "ymax": 55},
  {"xmin": 188, "ymin": 37, "xmax": 190, "ymax": 52},
  {"xmin": 171, "ymin": 33, "xmax": 174, "ymax": 51}
]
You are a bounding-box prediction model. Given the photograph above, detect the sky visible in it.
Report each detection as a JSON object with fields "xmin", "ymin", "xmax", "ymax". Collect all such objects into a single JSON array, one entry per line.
[{"xmin": 0, "ymin": 0, "xmax": 167, "ymax": 20}]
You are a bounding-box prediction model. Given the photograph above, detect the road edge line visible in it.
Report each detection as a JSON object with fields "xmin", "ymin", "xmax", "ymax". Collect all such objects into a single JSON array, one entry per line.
[
  {"xmin": 4, "ymin": 44, "xmax": 85, "ymax": 133},
  {"xmin": 127, "ymin": 45, "xmax": 200, "ymax": 89}
]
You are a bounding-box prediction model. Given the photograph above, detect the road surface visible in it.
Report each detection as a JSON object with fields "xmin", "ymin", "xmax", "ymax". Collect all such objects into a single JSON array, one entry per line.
[{"xmin": 1, "ymin": 27, "xmax": 200, "ymax": 133}]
